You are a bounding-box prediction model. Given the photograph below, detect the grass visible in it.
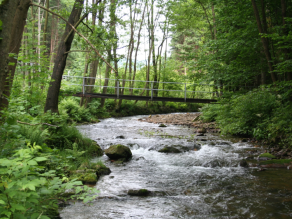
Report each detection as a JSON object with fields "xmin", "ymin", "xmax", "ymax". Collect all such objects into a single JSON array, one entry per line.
[{"xmin": 260, "ymin": 159, "xmax": 292, "ymax": 165}]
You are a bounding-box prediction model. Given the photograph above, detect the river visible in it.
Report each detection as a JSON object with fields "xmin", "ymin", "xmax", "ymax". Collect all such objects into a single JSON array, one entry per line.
[{"xmin": 60, "ymin": 114, "xmax": 292, "ymax": 219}]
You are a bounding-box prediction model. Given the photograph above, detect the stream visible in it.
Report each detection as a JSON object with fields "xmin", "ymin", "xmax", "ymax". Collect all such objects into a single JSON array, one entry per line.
[{"xmin": 60, "ymin": 113, "xmax": 292, "ymax": 219}]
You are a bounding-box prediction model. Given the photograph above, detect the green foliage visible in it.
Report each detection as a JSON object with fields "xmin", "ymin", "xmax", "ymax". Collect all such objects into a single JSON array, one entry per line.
[
  {"xmin": 47, "ymin": 124, "xmax": 93, "ymax": 150},
  {"xmin": 0, "ymin": 144, "xmax": 98, "ymax": 219},
  {"xmin": 203, "ymin": 85, "xmax": 292, "ymax": 148},
  {"xmin": 59, "ymin": 98, "xmax": 93, "ymax": 122},
  {"xmin": 19, "ymin": 125, "xmax": 49, "ymax": 146},
  {"xmin": 216, "ymin": 90, "xmax": 279, "ymax": 135}
]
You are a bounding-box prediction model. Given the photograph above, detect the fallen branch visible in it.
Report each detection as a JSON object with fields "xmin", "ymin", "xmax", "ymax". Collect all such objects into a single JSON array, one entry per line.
[
  {"xmin": 64, "ymin": 13, "xmax": 89, "ymax": 43},
  {"xmin": 31, "ymin": 2, "xmax": 117, "ymax": 74},
  {"xmin": 17, "ymin": 120, "xmax": 59, "ymax": 127}
]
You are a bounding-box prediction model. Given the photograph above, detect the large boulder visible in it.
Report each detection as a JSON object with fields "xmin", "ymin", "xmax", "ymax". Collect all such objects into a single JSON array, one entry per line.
[{"xmin": 104, "ymin": 144, "xmax": 132, "ymax": 160}]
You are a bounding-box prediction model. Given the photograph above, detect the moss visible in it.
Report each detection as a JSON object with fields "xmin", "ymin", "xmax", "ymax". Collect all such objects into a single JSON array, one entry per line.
[
  {"xmin": 158, "ymin": 146, "xmax": 181, "ymax": 153},
  {"xmin": 259, "ymin": 153, "xmax": 276, "ymax": 159},
  {"xmin": 104, "ymin": 144, "xmax": 132, "ymax": 160},
  {"xmin": 70, "ymin": 172, "xmax": 98, "ymax": 185},
  {"xmin": 85, "ymin": 141, "xmax": 103, "ymax": 157},
  {"xmin": 260, "ymin": 159, "xmax": 292, "ymax": 165}
]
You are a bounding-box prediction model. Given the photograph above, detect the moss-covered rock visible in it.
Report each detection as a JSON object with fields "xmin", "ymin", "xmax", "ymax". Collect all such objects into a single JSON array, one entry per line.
[
  {"xmin": 159, "ymin": 124, "xmax": 167, "ymax": 127},
  {"xmin": 158, "ymin": 146, "xmax": 181, "ymax": 153},
  {"xmin": 258, "ymin": 153, "xmax": 276, "ymax": 161},
  {"xmin": 95, "ymin": 165, "xmax": 111, "ymax": 176},
  {"xmin": 259, "ymin": 159, "xmax": 292, "ymax": 168},
  {"xmin": 104, "ymin": 144, "xmax": 132, "ymax": 160},
  {"xmin": 86, "ymin": 141, "xmax": 103, "ymax": 157},
  {"xmin": 158, "ymin": 145, "xmax": 192, "ymax": 153},
  {"xmin": 128, "ymin": 189, "xmax": 151, "ymax": 196},
  {"xmin": 70, "ymin": 172, "xmax": 98, "ymax": 185}
]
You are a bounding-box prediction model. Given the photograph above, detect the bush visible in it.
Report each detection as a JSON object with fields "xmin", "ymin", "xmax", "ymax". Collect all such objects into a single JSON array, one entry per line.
[
  {"xmin": 59, "ymin": 98, "xmax": 93, "ymax": 122},
  {"xmin": 0, "ymin": 144, "xmax": 98, "ymax": 219},
  {"xmin": 46, "ymin": 124, "xmax": 93, "ymax": 150}
]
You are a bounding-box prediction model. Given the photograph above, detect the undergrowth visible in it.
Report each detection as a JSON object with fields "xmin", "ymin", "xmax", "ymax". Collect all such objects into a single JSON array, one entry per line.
[{"xmin": 201, "ymin": 82, "xmax": 292, "ymax": 148}]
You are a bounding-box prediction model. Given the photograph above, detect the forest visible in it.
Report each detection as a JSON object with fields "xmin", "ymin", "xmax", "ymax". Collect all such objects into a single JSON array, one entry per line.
[{"xmin": 0, "ymin": 0, "xmax": 292, "ymax": 217}]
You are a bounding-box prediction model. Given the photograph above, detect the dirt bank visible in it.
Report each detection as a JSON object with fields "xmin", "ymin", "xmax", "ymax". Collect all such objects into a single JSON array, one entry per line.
[{"xmin": 139, "ymin": 113, "xmax": 220, "ymax": 133}]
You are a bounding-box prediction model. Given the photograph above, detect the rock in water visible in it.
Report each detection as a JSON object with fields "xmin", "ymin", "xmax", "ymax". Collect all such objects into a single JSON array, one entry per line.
[
  {"xmin": 159, "ymin": 124, "xmax": 167, "ymax": 127},
  {"xmin": 128, "ymin": 189, "xmax": 151, "ymax": 196},
  {"xmin": 239, "ymin": 159, "xmax": 249, "ymax": 168},
  {"xmin": 104, "ymin": 144, "xmax": 132, "ymax": 160},
  {"xmin": 197, "ymin": 128, "xmax": 206, "ymax": 134},
  {"xmin": 158, "ymin": 146, "xmax": 181, "ymax": 153}
]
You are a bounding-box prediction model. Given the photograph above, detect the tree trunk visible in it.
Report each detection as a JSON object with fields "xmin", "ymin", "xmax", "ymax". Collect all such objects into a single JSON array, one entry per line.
[
  {"xmin": 0, "ymin": 0, "xmax": 20, "ymax": 112},
  {"xmin": 251, "ymin": 0, "xmax": 276, "ymax": 82},
  {"xmin": 131, "ymin": 0, "xmax": 147, "ymax": 95},
  {"xmin": 44, "ymin": 0, "xmax": 84, "ymax": 113},
  {"xmin": 83, "ymin": 0, "xmax": 104, "ymax": 107},
  {"xmin": 280, "ymin": 0, "xmax": 291, "ymax": 81},
  {"xmin": 0, "ymin": 0, "xmax": 31, "ymax": 113},
  {"xmin": 100, "ymin": 50, "xmax": 112, "ymax": 108}
]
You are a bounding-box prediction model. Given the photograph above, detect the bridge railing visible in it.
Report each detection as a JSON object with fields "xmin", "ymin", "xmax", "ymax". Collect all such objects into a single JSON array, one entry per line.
[{"xmin": 61, "ymin": 75, "xmax": 254, "ymax": 101}]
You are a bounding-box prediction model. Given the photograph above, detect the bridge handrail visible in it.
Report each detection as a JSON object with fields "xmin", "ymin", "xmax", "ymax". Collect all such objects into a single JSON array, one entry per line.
[{"xmin": 61, "ymin": 75, "xmax": 230, "ymax": 101}]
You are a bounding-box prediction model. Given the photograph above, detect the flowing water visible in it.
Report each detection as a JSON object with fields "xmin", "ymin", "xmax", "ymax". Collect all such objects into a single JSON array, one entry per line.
[{"xmin": 60, "ymin": 114, "xmax": 292, "ymax": 219}]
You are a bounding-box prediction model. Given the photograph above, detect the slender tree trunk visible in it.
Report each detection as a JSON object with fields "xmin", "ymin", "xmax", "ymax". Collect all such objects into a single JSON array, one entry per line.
[
  {"xmin": 84, "ymin": 0, "xmax": 104, "ymax": 107},
  {"xmin": 251, "ymin": 0, "xmax": 276, "ymax": 82},
  {"xmin": 100, "ymin": 50, "xmax": 112, "ymax": 108},
  {"xmin": 131, "ymin": 0, "xmax": 147, "ymax": 95},
  {"xmin": 44, "ymin": 0, "xmax": 85, "ymax": 113}
]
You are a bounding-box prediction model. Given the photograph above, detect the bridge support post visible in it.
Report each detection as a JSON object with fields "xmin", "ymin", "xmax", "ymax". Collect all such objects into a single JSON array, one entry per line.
[
  {"xmin": 151, "ymin": 82, "xmax": 153, "ymax": 101},
  {"xmin": 184, "ymin": 83, "xmax": 187, "ymax": 102},
  {"xmin": 82, "ymin": 77, "xmax": 85, "ymax": 96},
  {"xmin": 117, "ymin": 79, "xmax": 119, "ymax": 99}
]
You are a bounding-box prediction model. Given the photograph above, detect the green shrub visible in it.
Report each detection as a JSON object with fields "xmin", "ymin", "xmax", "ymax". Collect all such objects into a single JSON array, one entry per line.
[
  {"xmin": 19, "ymin": 125, "xmax": 49, "ymax": 146},
  {"xmin": 59, "ymin": 98, "xmax": 93, "ymax": 122},
  {"xmin": 47, "ymin": 124, "xmax": 93, "ymax": 150},
  {"xmin": 201, "ymin": 104, "xmax": 223, "ymax": 122},
  {"xmin": 216, "ymin": 90, "xmax": 279, "ymax": 135},
  {"xmin": 0, "ymin": 144, "xmax": 98, "ymax": 219}
]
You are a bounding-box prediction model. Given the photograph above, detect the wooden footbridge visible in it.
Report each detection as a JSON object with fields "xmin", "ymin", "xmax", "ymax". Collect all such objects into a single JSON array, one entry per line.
[{"xmin": 62, "ymin": 76, "xmax": 218, "ymax": 103}]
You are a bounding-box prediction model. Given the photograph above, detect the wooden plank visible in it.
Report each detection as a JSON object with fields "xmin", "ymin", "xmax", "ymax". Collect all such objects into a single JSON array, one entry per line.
[{"xmin": 72, "ymin": 92, "xmax": 217, "ymax": 103}]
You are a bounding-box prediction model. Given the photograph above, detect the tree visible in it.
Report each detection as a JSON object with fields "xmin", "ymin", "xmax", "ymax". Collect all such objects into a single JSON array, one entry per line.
[
  {"xmin": 44, "ymin": 0, "xmax": 85, "ymax": 113},
  {"xmin": 0, "ymin": 0, "xmax": 31, "ymax": 115}
]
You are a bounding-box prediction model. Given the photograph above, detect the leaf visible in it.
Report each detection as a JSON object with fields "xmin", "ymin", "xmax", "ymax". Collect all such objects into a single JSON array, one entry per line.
[
  {"xmin": 11, "ymin": 203, "xmax": 26, "ymax": 211},
  {"xmin": 34, "ymin": 157, "xmax": 47, "ymax": 162},
  {"xmin": 0, "ymin": 200, "xmax": 5, "ymax": 205},
  {"xmin": 27, "ymin": 160, "xmax": 38, "ymax": 166}
]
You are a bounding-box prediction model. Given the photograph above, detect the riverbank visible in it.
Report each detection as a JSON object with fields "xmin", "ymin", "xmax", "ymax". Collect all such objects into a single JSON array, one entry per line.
[{"xmin": 139, "ymin": 113, "xmax": 292, "ymax": 168}]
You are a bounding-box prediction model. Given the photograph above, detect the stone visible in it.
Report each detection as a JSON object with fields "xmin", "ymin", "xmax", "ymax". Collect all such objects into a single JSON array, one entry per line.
[
  {"xmin": 257, "ymin": 153, "xmax": 276, "ymax": 161},
  {"xmin": 128, "ymin": 189, "xmax": 151, "ymax": 196},
  {"xmin": 116, "ymin": 135, "xmax": 125, "ymax": 139},
  {"xmin": 159, "ymin": 124, "xmax": 167, "ymax": 127},
  {"xmin": 239, "ymin": 159, "xmax": 249, "ymax": 168},
  {"xmin": 158, "ymin": 146, "xmax": 181, "ymax": 153},
  {"xmin": 86, "ymin": 141, "xmax": 103, "ymax": 157},
  {"xmin": 70, "ymin": 172, "xmax": 98, "ymax": 185},
  {"xmin": 104, "ymin": 144, "xmax": 132, "ymax": 160},
  {"xmin": 197, "ymin": 128, "xmax": 206, "ymax": 133}
]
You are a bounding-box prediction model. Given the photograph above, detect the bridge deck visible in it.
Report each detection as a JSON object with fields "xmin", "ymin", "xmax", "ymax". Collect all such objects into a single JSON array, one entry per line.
[{"xmin": 73, "ymin": 92, "xmax": 217, "ymax": 103}]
